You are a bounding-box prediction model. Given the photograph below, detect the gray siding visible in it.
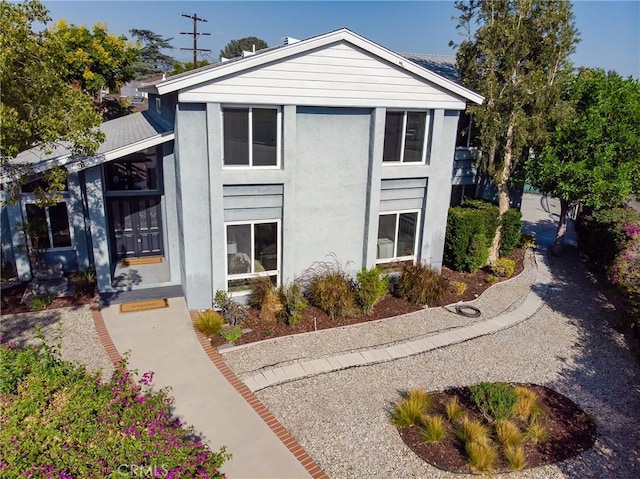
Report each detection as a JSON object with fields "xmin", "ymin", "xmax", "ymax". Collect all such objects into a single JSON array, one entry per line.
[
  {"xmin": 380, "ymin": 178, "xmax": 427, "ymax": 212},
  {"xmin": 223, "ymin": 185, "xmax": 284, "ymax": 222}
]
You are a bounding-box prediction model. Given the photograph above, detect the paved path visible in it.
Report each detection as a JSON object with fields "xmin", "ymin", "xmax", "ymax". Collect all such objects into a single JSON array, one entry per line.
[{"xmin": 101, "ymin": 298, "xmax": 319, "ymax": 479}]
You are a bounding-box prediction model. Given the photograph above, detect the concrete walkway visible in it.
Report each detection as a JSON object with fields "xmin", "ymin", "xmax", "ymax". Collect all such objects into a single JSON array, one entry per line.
[{"xmin": 100, "ymin": 298, "xmax": 318, "ymax": 479}]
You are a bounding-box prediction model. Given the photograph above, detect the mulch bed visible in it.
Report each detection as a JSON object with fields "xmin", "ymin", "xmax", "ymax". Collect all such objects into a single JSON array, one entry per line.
[
  {"xmin": 1, "ymin": 281, "xmax": 96, "ymax": 315},
  {"xmin": 397, "ymin": 384, "xmax": 596, "ymax": 474}
]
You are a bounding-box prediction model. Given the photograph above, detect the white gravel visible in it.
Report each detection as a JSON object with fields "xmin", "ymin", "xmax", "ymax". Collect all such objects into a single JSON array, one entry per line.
[
  {"xmin": 226, "ymin": 250, "xmax": 640, "ymax": 478},
  {"xmin": 1, "ymin": 305, "xmax": 114, "ymax": 381}
]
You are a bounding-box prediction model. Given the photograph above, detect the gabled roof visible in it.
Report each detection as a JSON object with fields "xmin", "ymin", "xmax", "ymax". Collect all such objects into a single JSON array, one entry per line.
[
  {"xmin": 2, "ymin": 111, "xmax": 174, "ymax": 182},
  {"xmin": 398, "ymin": 53, "xmax": 459, "ymax": 83},
  {"xmin": 141, "ymin": 28, "xmax": 483, "ymax": 105}
]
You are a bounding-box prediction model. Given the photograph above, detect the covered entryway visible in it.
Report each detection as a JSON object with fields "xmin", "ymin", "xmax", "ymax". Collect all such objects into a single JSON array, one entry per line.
[{"xmin": 107, "ymin": 197, "xmax": 163, "ymax": 259}]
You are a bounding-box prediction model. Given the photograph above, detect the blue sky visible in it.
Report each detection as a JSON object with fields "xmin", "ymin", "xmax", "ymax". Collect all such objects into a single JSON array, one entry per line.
[{"xmin": 41, "ymin": 0, "xmax": 639, "ymax": 78}]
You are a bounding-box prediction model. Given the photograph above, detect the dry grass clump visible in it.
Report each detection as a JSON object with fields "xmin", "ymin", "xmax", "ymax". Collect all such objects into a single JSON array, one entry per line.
[
  {"xmin": 504, "ymin": 445, "xmax": 527, "ymax": 470},
  {"xmin": 525, "ymin": 422, "xmax": 548, "ymax": 444},
  {"xmin": 445, "ymin": 395, "xmax": 465, "ymax": 423},
  {"xmin": 392, "ymin": 388, "xmax": 432, "ymax": 427},
  {"xmin": 514, "ymin": 385, "xmax": 542, "ymax": 422},
  {"xmin": 455, "ymin": 416, "xmax": 491, "ymax": 444},
  {"xmin": 420, "ymin": 415, "xmax": 447, "ymax": 443},
  {"xmin": 465, "ymin": 438, "xmax": 497, "ymax": 472},
  {"xmin": 194, "ymin": 309, "xmax": 225, "ymax": 337},
  {"xmin": 495, "ymin": 419, "xmax": 524, "ymax": 446}
]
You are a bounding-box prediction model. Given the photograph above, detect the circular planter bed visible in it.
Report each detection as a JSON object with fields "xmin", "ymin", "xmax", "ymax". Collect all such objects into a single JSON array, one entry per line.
[{"xmin": 394, "ymin": 383, "xmax": 596, "ymax": 474}]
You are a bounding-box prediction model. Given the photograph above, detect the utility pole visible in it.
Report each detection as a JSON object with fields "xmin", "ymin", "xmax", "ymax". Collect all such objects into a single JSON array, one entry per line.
[{"xmin": 180, "ymin": 13, "xmax": 211, "ymax": 69}]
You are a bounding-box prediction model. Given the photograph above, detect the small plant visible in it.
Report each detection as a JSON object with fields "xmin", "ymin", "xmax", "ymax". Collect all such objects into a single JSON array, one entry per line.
[
  {"xmin": 195, "ymin": 309, "xmax": 225, "ymax": 338},
  {"xmin": 214, "ymin": 290, "xmax": 248, "ymax": 326},
  {"xmin": 455, "ymin": 416, "xmax": 491, "ymax": 444},
  {"xmin": 71, "ymin": 269, "xmax": 96, "ymax": 286},
  {"xmin": 248, "ymin": 278, "xmax": 282, "ymax": 323},
  {"xmin": 525, "ymin": 422, "xmax": 548, "ymax": 444},
  {"xmin": 396, "ymin": 263, "xmax": 451, "ymax": 306},
  {"xmin": 220, "ymin": 325, "xmax": 243, "ymax": 343},
  {"xmin": 486, "ymin": 274, "xmax": 498, "ymax": 285},
  {"xmin": 392, "ymin": 388, "xmax": 432, "ymax": 427},
  {"xmin": 520, "ymin": 232, "xmax": 536, "ymax": 249},
  {"xmin": 490, "ymin": 258, "xmax": 516, "ymax": 278},
  {"xmin": 445, "ymin": 395, "xmax": 465, "ymax": 423},
  {"xmin": 355, "ymin": 266, "xmax": 389, "ymax": 314},
  {"xmin": 278, "ymin": 282, "xmax": 308, "ymax": 326},
  {"xmin": 453, "ymin": 281, "xmax": 467, "ymax": 297},
  {"xmin": 305, "ymin": 267, "xmax": 357, "ymax": 319},
  {"xmin": 262, "ymin": 330, "xmax": 273, "ymax": 337},
  {"xmin": 465, "ymin": 438, "xmax": 496, "ymax": 472},
  {"xmin": 495, "ymin": 419, "xmax": 524, "ymax": 446},
  {"xmin": 514, "ymin": 385, "xmax": 541, "ymax": 422},
  {"xmin": 420, "ymin": 414, "xmax": 447, "ymax": 443},
  {"xmin": 28, "ymin": 295, "xmax": 53, "ymax": 311},
  {"xmin": 504, "ymin": 444, "xmax": 527, "ymax": 471},
  {"xmin": 470, "ymin": 382, "xmax": 518, "ymax": 422}
]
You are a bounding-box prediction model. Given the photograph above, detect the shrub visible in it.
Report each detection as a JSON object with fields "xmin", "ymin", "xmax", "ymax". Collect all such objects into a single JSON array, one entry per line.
[
  {"xmin": 248, "ymin": 278, "xmax": 282, "ymax": 323},
  {"xmin": 214, "ymin": 290, "xmax": 248, "ymax": 326},
  {"xmin": 420, "ymin": 415, "xmax": 447, "ymax": 443},
  {"xmin": 453, "ymin": 281, "xmax": 467, "ymax": 297},
  {"xmin": 455, "ymin": 416, "xmax": 491, "ymax": 444},
  {"xmin": 490, "ymin": 258, "xmax": 516, "ymax": 278},
  {"xmin": 445, "ymin": 395, "xmax": 465, "ymax": 422},
  {"xmin": 445, "ymin": 200, "xmax": 499, "ymax": 272},
  {"xmin": 303, "ymin": 262, "xmax": 357, "ymax": 319},
  {"xmin": 278, "ymin": 282, "xmax": 308, "ymax": 326},
  {"xmin": 195, "ymin": 309, "xmax": 225, "ymax": 337},
  {"xmin": 392, "ymin": 388, "xmax": 432, "ymax": 427},
  {"xmin": 520, "ymin": 232, "xmax": 536, "ymax": 249},
  {"xmin": 0, "ymin": 341, "xmax": 230, "ymax": 478},
  {"xmin": 465, "ymin": 439, "xmax": 496, "ymax": 472},
  {"xmin": 396, "ymin": 263, "xmax": 450, "ymax": 306},
  {"xmin": 525, "ymin": 422, "xmax": 548, "ymax": 444},
  {"xmin": 470, "ymin": 382, "xmax": 518, "ymax": 422},
  {"xmin": 514, "ymin": 386, "xmax": 542, "ymax": 422},
  {"xmin": 500, "ymin": 208, "xmax": 523, "ymax": 256},
  {"xmin": 28, "ymin": 295, "xmax": 53, "ymax": 311},
  {"xmin": 504, "ymin": 445, "xmax": 527, "ymax": 471},
  {"xmin": 220, "ymin": 325, "xmax": 243, "ymax": 343},
  {"xmin": 578, "ymin": 207, "xmax": 639, "ymax": 268},
  {"xmin": 355, "ymin": 266, "xmax": 389, "ymax": 314},
  {"xmin": 609, "ymin": 230, "xmax": 640, "ymax": 330},
  {"xmin": 495, "ymin": 419, "xmax": 524, "ymax": 446}
]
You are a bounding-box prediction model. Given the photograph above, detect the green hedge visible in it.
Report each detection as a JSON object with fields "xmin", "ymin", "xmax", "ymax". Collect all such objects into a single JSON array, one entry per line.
[{"xmin": 445, "ymin": 200, "xmax": 523, "ymax": 272}]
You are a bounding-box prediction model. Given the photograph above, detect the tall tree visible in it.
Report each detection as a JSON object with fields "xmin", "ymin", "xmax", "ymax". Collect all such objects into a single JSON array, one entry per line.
[
  {"xmin": 170, "ymin": 59, "xmax": 210, "ymax": 76},
  {"xmin": 48, "ymin": 20, "xmax": 139, "ymax": 98},
  {"xmin": 526, "ymin": 68, "xmax": 640, "ymax": 254},
  {"xmin": 130, "ymin": 29, "xmax": 175, "ymax": 79},
  {"xmin": 219, "ymin": 36, "xmax": 268, "ymax": 59},
  {"xmin": 453, "ymin": 0, "xmax": 579, "ymax": 261}
]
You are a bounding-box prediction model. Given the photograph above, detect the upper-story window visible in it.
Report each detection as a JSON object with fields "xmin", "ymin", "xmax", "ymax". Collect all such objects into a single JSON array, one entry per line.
[
  {"xmin": 105, "ymin": 147, "xmax": 161, "ymax": 192},
  {"xmin": 223, "ymin": 107, "xmax": 280, "ymax": 167},
  {"xmin": 383, "ymin": 111, "xmax": 430, "ymax": 164}
]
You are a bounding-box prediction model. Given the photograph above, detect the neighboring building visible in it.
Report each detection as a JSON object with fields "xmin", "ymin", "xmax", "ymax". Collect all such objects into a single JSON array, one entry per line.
[{"xmin": 0, "ymin": 28, "xmax": 482, "ymax": 310}]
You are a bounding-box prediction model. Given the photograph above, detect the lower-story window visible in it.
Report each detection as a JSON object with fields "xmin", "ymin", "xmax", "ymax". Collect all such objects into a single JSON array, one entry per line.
[
  {"xmin": 376, "ymin": 211, "xmax": 419, "ymax": 262},
  {"xmin": 226, "ymin": 220, "xmax": 279, "ymax": 292},
  {"xmin": 24, "ymin": 202, "xmax": 72, "ymax": 250}
]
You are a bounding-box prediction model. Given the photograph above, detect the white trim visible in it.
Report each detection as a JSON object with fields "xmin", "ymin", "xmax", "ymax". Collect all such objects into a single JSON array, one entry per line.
[
  {"xmin": 382, "ymin": 110, "xmax": 430, "ymax": 165},
  {"xmin": 221, "ymin": 106, "xmax": 281, "ymax": 169},
  {"xmin": 144, "ymin": 29, "xmax": 483, "ymax": 105},
  {"xmin": 375, "ymin": 209, "xmax": 420, "ymax": 264},
  {"xmin": 224, "ymin": 219, "xmax": 281, "ymax": 291}
]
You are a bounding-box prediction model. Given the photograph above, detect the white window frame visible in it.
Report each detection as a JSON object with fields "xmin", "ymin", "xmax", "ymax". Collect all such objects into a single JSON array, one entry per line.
[
  {"xmin": 224, "ymin": 219, "xmax": 281, "ymax": 293},
  {"xmin": 20, "ymin": 195, "xmax": 74, "ymax": 251},
  {"xmin": 221, "ymin": 106, "xmax": 282, "ymax": 169},
  {"xmin": 382, "ymin": 110, "xmax": 431, "ymax": 165},
  {"xmin": 375, "ymin": 209, "xmax": 420, "ymax": 263}
]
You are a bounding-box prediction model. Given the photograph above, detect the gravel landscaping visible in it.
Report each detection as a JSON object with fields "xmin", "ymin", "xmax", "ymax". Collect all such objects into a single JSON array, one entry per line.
[{"xmin": 233, "ymin": 248, "xmax": 640, "ymax": 478}]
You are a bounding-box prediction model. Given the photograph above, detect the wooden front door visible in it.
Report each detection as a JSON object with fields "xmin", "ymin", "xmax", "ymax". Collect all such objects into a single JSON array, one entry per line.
[{"xmin": 108, "ymin": 197, "xmax": 163, "ymax": 259}]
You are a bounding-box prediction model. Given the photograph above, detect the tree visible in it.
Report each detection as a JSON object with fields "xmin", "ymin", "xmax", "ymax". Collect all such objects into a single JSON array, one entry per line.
[
  {"xmin": 219, "ymin": 36, "xmax": 268, "ymax": 59},
  {"xmin": 453, "ymin": 0, "xmax": 579, "ymax": 262},
  {"xmin": 526, "ymin": 68, "xmax": 640, "ymax": 254},
  {"xmin": 170, "ymin": 59, "xmax": 211, "ymax": 76},
  {"xmin": 130, "ymin": 29, "xmax": 175, "ymax": 79},
  {"xmin": 48, "ymin": 19, "xmax": 139, "ymax": 98}
]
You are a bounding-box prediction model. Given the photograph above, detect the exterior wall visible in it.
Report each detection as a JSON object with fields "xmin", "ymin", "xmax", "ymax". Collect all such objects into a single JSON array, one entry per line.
[
  {"xmin": 174, "ymin": 103, "xmax": 213, "ymax": 309},
  {"xmin": 0, "ymin": 197, "xmax": 15, "ymax": 274},
  {"xmin": 84, "ymin": 166, "xmax": 112, "ymax": 292},
  {"xmin": 161, "ymin": 141, "xmax": 182, "ymax": 285},
  {"xmin": 149, "ymin": 92, "xmax": 178, "ymax": 125},
  {"xmin": 181, "ymin": 42, "xmax": 467, "ymax": 110},
  {"xmin": 67, "ymin": 172, "xmax": 90, "ymax": 271}
]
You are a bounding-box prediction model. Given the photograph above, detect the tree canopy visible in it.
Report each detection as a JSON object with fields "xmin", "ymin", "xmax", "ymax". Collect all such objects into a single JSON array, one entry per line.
[
  {"xmin": 219, "ymin": 36, "xmax": 268, "ymax": 59},
  {"xmin": 0, "ymin": 0, "xmax": 105, "ymax": 161},
  {"xmin": 453, "ymin": 0, "xmax": 579, "ymax": 261},
  {"xmin": 47, "ymin": 19, "xmax": 139, "ymax": 98},
  {"xmin": 130, "ymin": 28, "xmax": 175, "ymax": 79},
  {"xmin": 526, "ymin": 68, "xmax": 640, "ymax": 253}
]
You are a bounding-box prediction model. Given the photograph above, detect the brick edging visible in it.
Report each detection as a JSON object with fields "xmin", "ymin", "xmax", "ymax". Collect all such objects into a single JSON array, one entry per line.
[
  {"xmin": 190, "ymin": 311, "xmax": 329, "ymax": 479},
  {"xmin": 90, "ymin": 296, "xmax": 123, "ymax": 365}
]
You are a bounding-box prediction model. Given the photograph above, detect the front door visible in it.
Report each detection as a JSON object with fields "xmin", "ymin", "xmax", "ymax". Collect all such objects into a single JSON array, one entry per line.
[{"xmin": 108, "ymin": 197, "xmax": 163, "ymax": 259}]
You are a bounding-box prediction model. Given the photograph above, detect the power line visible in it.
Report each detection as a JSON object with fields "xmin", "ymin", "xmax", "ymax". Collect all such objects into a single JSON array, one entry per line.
[{"xmin": 180, "ymin": 13, "xmax": 211, "ymax": 69}]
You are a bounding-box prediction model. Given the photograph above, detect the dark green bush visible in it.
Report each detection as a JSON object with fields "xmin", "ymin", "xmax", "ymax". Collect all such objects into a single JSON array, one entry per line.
[
  {"xmin": 445, "ymin": 201, "xmax": 499, "ymax": 272},
  {"xmin": 500, "ymin": 208, "xmax": 523, "ymax": 256},
  {"xmin": 470, "ymin": 382, "xmax": 518, "ymax": 422},
  {"xmin": 396, "ymin": 262, "xmax": 451, "ymax": 306},
  {"xmin": 356, "ymin": 266, "xmax": 389, "ymax": 314}
]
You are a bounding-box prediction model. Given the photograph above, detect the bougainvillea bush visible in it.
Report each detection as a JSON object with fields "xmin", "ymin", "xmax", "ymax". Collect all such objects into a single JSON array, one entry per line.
[
  {"xmin": 610, "ymin": 222, "xmax": 640, "ymax": 331},
  {"xmin": 0, "ymin": 340, "xmax": 230, "ymax": 478}
]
